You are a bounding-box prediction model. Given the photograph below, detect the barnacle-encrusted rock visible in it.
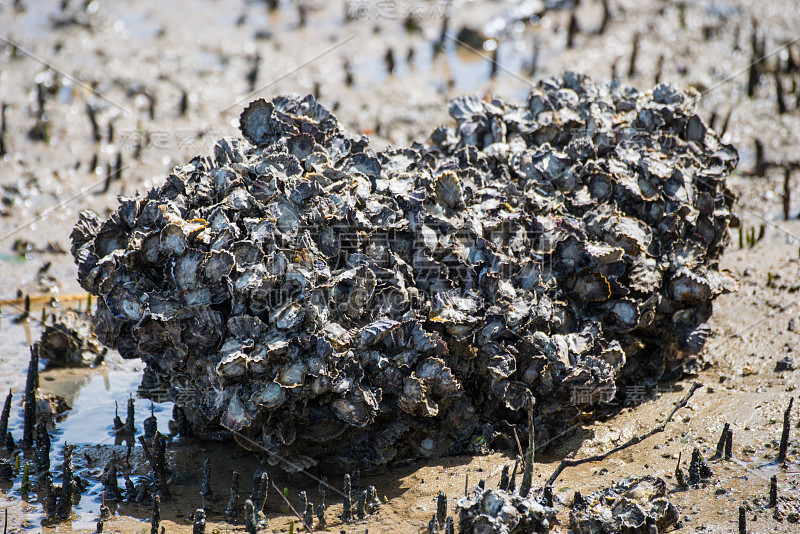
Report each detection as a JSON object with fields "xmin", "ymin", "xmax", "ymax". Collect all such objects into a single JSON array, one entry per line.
[
  {"xmin": 458, "ymin": 485, "xmax": 556, "ymax": 533},
  {"xmin": 71, "ymin": 74, "xmax": 737, "ymax": 471},
  {"xmin": 569, "ymin": 475, "xmax": 680, "ymax": 533}
]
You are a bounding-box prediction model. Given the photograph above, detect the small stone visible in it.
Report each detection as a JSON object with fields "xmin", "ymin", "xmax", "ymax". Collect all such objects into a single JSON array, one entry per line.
[
  {"xmin": 742, "ymin": 365, "xmax": 759, "ymax": 376},
  {"xmin": 775, "ymin": 356, "xmax": 796, "ymax": 372}
]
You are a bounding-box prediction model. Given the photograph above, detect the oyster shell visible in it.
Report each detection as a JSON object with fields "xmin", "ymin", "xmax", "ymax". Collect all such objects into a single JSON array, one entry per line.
[{"xmin": 36, "ymin": 310, "xmax": 106, "ymax": 369}]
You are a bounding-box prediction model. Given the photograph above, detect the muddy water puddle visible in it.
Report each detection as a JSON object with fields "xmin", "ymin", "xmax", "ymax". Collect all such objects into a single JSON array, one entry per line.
[{"xmin": 0, "ymin": 334, "xmax": 175, "ymax": 531}]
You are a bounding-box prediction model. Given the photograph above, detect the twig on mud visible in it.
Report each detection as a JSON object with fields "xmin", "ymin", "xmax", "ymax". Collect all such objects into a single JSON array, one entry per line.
[
  {"xmin": 137, "ymin": 435, "xmax": 155, "ymax": 472},
  {"xmin": 270, "ymin": 479, "xmax": 312, "ymax": 533},
  {"xmin": 232, "ymin": 431, "xmax": 347, "ymax": 500},
  {"xmin": 512, "ymin": 427, "xmax": 524, "ymax": 460},
  {"xmin": 0, "ymin": 293, "xmax": 88, "ymax": 308},
  {"xmin": 546, "ymin": 382, "xmax": 703, "ymax": 486}
]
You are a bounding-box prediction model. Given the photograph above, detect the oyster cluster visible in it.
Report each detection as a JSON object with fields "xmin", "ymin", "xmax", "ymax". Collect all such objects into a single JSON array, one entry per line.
[
  {"xmin": 71, "ymin": 73, "xmax": 737, "ymax": 471},
  {"xmin": 37, "ymin": 310, "xmax": 106, "ymax": 369},
  {"xmin": 457, "ymin": 485, "xmax": 556, "ymax": 533},
  {"xmin": 569, "ymin": 476, "xmax": 680, "ymax": 533}
]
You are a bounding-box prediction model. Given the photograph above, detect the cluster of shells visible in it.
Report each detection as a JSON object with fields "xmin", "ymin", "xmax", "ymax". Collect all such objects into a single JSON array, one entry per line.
[
  {"xmin": 37, "ymin": 310, "xmax": 106, "ymax": 368},
  {"xmin": 569, "ymin": 476, "xmax": 680, "ymax": 533},
  {"xmin": 457, "ymin": 486, "xmax": 556, "ymax": 533},
  {"xmin": 71, "ymin": 73, "xmax": 737, "ymax": 471}
]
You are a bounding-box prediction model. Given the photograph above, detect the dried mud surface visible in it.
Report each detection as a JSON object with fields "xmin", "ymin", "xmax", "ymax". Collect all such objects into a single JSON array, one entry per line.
[{"xmin": 0, "ymin": 0, "xmax": 799, "ymax": 532}]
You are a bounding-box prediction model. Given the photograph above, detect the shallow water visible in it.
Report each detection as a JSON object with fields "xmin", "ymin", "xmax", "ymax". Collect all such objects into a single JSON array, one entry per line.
[{"xmin": 1, "ymin": 343, "xmax": 175, "ymax": 531}]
